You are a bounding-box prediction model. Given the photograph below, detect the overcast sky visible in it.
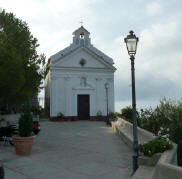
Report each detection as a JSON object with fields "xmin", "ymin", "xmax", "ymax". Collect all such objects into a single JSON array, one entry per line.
[{"xmin": 1, "ymin": 0, "xmax": 182, "ymax": 111}]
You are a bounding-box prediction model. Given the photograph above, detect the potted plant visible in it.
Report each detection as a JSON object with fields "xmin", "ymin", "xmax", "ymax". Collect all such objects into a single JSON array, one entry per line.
[
  {"xmin": 13, "ymin": 108, "xmax": 35, "ymax": 156},
  {"xmin": 108, "ymin": 112, "xmax": 117, "ymax": 122},
  {"xmin": 96, "ymin": 110, "xmax": 102, "ymax": 121},
  {"xmin": 57, "ymin": 112, "xmax": 65, "ymax": 121},
  {"xmin": 139, "ymin": 137, "xmax": 173, "ymax": 166}
]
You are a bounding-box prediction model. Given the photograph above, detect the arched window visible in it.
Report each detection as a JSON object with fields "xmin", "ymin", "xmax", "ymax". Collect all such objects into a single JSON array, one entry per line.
[{"xmin": 80, "ymin": 32, "xmax": 84, "ymax": 39}]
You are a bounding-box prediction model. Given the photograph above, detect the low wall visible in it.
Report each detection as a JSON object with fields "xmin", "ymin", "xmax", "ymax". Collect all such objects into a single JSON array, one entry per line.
[
  {"xmin": 112, "ymin": 118, "xmax": 182, "ymax": 179},
  {"xmin": 152, "ymin": 143, "xmax": 182, "ymax": 179},
  {"xmin": 0, "ymin": 114, "xmax": 20, "ymax": 125},
  {"xmin": 112, "ymin": 118, "xmax": 155, "ymax": 148},
  {"xmin": 0, "ymin": 114, "xmax": 39, "ymax": 126},
  {"xmin": 49, "ymin": 116, "xmax": 107, "ymax": 122}
]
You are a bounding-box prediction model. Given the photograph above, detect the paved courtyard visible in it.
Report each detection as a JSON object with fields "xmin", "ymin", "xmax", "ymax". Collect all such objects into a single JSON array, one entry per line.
[{"xmin": 0, "ymin": 121, "xmax": 132, "ymax": 179}]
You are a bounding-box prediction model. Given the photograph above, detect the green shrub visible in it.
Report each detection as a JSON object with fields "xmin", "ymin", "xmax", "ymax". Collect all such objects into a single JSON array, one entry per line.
[
  {"xmin": 121, "ymin": 106, "xmax": 133, "ymax": 122},
  {"xmin": 168, "ymin": 118, "xmax": 182, "ymax": 165},
  {"xmin": 96, "ymin": 110, "xmax": 102, "ymax": 117},
  {"xmin": 139, "ymin": 137, "xmax": 173, "ymax": 157},
  {"xmin": 119, "ymin": 98, "xmax": 182, "ymax": 165},
  {"xmin": 19, "ymin": 109, "xmax": 33, "ymax": 137},
  {"xmin": 114, "ymin": 112, "xmax": 122, "ymax": 118},
  {"xmin": 57, "ymin": 112, "xmax": 64, "ymax": 118},
  {"xmin": 121, "ymin": 106, "xmax": 140, "ymax": 125},
  {"xmin": 138, "ymin": 107, "xmax": 159, "ymax": 135},
  {"xmin": 109, "ymin": 112, "xmax": 117, "ymax": 120},
  {"xmin": 139, "ymin": 98, "xmax": 182, "ymax": 165}
]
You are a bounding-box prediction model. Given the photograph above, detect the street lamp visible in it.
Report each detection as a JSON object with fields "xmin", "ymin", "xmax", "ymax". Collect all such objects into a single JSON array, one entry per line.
[
  {"xmin": 105, "ymin": 82, "xmax": 109, "ymax": 125},
  {"xmin": 124, "ymin": 30, "xmax": 139, "ymax": 174}
]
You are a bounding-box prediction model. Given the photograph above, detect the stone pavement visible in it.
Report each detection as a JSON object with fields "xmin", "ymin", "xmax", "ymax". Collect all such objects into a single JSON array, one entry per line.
[{"xmin": 0, "ymin": 121, "xmax": 133, "ymax": 179}]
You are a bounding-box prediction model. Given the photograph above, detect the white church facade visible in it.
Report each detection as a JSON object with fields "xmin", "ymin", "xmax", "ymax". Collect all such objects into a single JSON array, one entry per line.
[{"xmin": 44, "ymin": 26, "xmax": 116, "ymax": 121}]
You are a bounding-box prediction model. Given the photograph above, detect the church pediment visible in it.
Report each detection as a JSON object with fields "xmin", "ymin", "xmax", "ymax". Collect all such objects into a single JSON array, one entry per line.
[{"xmin": 51, "ymin": 47, "xmax": 116, "ymax": 71}]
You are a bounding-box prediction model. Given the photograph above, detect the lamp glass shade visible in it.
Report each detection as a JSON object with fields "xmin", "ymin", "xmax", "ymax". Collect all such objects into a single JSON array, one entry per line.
[{"xmin": 124, "ymin": 31, "xmax": 139, "ymax": 56}]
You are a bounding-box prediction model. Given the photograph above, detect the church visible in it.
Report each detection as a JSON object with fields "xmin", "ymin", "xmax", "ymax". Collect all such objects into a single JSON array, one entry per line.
[{"xmin": 44, "ymin": 26, "xmax": 116, "ymax": 121}]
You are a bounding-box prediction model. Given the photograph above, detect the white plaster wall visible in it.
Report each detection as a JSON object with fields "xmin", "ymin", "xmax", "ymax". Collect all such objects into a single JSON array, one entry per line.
[{"xmin": 50, "ymin": 69, "xmax": 114, "ymax": 117}]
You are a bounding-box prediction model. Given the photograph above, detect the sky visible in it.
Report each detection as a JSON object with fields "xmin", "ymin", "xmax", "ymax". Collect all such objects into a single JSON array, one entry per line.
[{"xmin": 1, "ymin": 0, "xmax": 182, "ymax": 112}]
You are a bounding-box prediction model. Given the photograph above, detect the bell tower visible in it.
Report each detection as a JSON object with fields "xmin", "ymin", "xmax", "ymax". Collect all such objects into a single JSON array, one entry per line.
[{"xmin": 72, "ymin": 26, "xmax": 91, "ymax": 47}]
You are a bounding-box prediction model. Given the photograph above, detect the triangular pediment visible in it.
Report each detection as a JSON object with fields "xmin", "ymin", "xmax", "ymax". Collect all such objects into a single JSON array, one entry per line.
[{"xmin": 51, "ymin": 47, "xmax": 116, "ymax": 70}]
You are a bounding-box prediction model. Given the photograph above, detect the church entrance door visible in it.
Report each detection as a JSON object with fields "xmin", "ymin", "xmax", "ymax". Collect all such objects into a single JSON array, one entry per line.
[{"xmin": 77, "ymin": 95, "xmax": 90, "ymax": 120}]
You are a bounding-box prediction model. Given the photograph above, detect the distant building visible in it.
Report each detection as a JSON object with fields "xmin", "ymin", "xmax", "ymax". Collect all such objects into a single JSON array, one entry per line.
[{"xmin": 45, "ymin": 26, "xmax": 116, "ymax": 120}]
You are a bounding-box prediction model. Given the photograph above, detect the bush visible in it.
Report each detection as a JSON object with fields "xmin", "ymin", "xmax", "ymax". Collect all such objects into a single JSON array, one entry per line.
[
  {"xmin": 119, "ymin": 98, "xmax": 182, "ymax": 165},
  {"xmin": 121, "ymin": 106, "xmax": 140, "ymax": 125},
  {"xmin": 139, "ymin": 137, "xmax": 173, "ymax": 157},
  {"xmin": 118, "ymin": 98, "xmax": 182, "ymax": 165},
  {"xmin": 114, "ymin": 112, "xmax": 122, "ymax": 118},
  {"xmin": 108, "ymin": 112, "xmax": 118, "ymax": 122},
  {"xmin": 137, "ymin": 98, "xmax": 182, "ymax": 166},
  {"xmin": 168, "ymin": 111, "xmax": 182, "ymax": 165},
  {"xmin": 19, "ymin": 108, "xmax": 33, "ymax": 137},
  {"xmin": 121, "ymin": 106, "xmax": 133, "ymax": 122},
  {"xmin": 138, "ymin": 107, "xmax": 159, "ymax": 135},
  {"xmin": 96, "ymin": 110, "xmax": 102, "ymax": 117},
  {"xmin": 57, "ymin": 112, "xmax": 64, "ymax": 118},
  {"xmin": 109, "ymin": 112, "xmax": 117, "ymax": 119}
]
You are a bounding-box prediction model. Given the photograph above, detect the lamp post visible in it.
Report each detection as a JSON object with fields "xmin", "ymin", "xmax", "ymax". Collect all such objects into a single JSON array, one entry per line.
[
  {"xmin": 105, "ymin": 82, "xmax": 109, "ymax": 125},
  {"xmin": 124, "ymin": 30, "xmax": 139, "ymax": 174}
]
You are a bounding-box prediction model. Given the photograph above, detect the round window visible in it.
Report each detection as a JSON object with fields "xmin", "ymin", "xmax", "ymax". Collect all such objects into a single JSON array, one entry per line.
[{"xmin": 79, "ymin": 59, "xmax": 86, "ymax": 66}]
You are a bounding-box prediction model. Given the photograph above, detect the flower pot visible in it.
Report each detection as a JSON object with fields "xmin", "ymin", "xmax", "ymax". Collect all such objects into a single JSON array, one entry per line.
[
  {"xmin": 138, "ymin": 153, "xmax": 162, "ymax": 166},
  {"xmin": 13, "ymin": 136, "xmax": 35, "ymax": 156}
]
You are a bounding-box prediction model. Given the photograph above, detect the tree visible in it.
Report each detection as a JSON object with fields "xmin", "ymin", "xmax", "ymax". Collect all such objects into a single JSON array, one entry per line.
[
  {"xmin": 121, "ymin": 106, "xmax": 133, "ymax": 120},
  {"xmin": 0, "ymin": 10, "xmax": 45, "ymax": 111}
]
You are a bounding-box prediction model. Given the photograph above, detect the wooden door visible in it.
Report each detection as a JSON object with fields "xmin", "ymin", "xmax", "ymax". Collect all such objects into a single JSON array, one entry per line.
[{"xmin": 77, "ymin": 95, "xmax": 90, "ymax": 120}]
